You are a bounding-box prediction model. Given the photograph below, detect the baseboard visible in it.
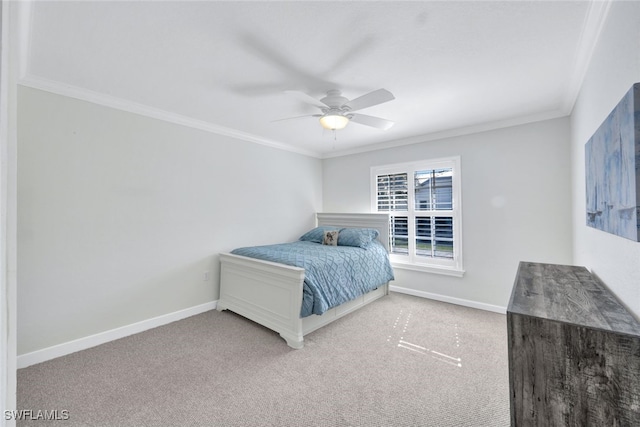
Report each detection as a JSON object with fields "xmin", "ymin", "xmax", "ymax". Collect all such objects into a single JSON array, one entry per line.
[
  {"xmin": 17, "ymin": 301, "xmax": 218, "ymax": 369},
  {"xmin": 17, "ymin": 290, "xmax": 504, "ymax": 368},
  {"xmin": 389, "ymin": 286, "xmax": 506, "ymax": 314}
]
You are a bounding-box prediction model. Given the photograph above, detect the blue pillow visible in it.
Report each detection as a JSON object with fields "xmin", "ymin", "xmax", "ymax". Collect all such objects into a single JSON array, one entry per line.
[
  {"xmin": 337, "ymin": 228, "xmax": 379, "ymax": 248},
  {"xmin": 299, "ymin": 226, "xmax": 340, "ymax": 243}
]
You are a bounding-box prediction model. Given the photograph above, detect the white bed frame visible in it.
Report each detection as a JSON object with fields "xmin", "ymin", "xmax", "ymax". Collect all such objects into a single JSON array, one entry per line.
[{"xmin": 217, "ymin": 213, "xmax": 391, "ymax": 349}]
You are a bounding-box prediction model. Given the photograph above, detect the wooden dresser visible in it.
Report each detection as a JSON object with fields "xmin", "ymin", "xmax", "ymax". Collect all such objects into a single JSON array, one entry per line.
[{"xmin": 507, "ymin": 262, "xmax": 640, "ymax": 426}]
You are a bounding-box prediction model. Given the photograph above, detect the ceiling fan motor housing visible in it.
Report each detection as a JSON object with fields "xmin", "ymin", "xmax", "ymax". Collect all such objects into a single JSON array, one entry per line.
[{"xmin": 320, "ymin": 90, "xmax": 350, "ymax": 109}]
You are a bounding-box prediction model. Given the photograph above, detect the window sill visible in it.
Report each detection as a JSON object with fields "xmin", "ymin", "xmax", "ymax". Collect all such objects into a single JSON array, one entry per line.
[{"xmin": 391, "ymin": 261, "xmax": 465, "ymax": 277}]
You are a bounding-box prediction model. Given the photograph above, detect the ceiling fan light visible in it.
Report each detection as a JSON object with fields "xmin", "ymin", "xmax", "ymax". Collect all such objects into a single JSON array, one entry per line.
[{"xmin": 319, "ymin": 114, "xmax": 349, "ymax": 130}]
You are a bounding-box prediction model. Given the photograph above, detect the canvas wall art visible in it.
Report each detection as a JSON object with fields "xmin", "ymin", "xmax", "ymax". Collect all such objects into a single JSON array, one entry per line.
[{"xmin": 585, "ymin": 83, "xmax": 640, "ymax": 241}]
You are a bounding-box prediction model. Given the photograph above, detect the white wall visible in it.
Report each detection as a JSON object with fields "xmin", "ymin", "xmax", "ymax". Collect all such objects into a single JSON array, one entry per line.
[
  {"xmin": 323, "ymin": 118, "xmax": 572, "ymax": 310},
  {"xmin": 17, "ymin": 86, "xmax": 322, "ymax": 355},
  {"xmin": 571, "ymin": 1, "xmax": 640, "ymax": 317},
  {"xmin": 1, "ymin": 1, "xmax": 19, "ymax": 424}
]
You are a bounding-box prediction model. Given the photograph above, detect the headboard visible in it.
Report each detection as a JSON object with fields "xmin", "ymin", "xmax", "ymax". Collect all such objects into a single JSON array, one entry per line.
[{"xmin": 316, "ymin": 213, "xmax": 391, "ymax": 252}]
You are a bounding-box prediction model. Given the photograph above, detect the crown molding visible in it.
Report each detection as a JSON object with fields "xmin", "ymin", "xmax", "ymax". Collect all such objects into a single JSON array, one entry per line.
[
  {"xmin": 16, "ymin": 0, "xmax": 324, "ymax": 158},
  {"xmin": 16, "ymin": 0, "xmax": 32, "ymax": 80},
  {"xmin": 17, "ymin": 0, "xmax": 604, "ymax": 162},
  {"xmin": 326, "ymin": 0, "xmax": 612, "ymax": 161},
  {"xmin": 20, "ymin": 74, "xmax": 571, "ymax": 162},
  {"xmin": 321, "ymin": 109, "xmax": 568, "ymax": 159},
  {"xmin": 19, "ymin": 74, "xmax": 323, "ymax": 159},
  {"xmin": 561, "ymin": 0, "xmax": 612, "ymax": 114}
]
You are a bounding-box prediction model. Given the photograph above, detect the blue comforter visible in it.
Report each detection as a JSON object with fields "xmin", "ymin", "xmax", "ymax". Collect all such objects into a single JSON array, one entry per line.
[{"xmin": 231, "ymin": 240, "xmax": 394, "ymax": 317}]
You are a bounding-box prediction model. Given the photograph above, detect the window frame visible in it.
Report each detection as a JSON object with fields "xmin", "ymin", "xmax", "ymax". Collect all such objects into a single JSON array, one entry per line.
[{"xmin": 371, "ymin": 156, "xmax": 464, "ymax": 277}]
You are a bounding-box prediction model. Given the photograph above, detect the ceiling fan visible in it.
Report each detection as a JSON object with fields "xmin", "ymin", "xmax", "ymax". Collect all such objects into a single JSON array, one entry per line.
[{"xmin": 279, "ymin": 88, "xmax": 395, "ymax": 131}]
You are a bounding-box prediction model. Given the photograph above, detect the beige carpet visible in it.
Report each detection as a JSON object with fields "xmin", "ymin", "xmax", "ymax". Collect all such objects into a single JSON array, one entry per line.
[{"xmin": 17, "ymin": 292, "xmax": 510, "ymax": 426}]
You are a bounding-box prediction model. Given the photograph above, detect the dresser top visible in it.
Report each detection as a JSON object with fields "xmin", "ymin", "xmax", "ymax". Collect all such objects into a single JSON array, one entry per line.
[{"xmin": 508, "ymin": 262, "xmax": 640, "ymax": 336}]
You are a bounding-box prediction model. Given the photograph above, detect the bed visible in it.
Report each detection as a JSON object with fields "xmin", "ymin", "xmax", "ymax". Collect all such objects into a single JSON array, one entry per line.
[{"xmin": 216, "ymin": 213, "xmax": 393, "ymax": 349}]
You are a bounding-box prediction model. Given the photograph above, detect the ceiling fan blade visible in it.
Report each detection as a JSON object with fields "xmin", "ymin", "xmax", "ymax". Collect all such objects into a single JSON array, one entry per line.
[
  {"xmin": 284, "ymin": 90, "xmax": 329, "ymax": 108},
  {"xmin": 345, "ymin": 88, "xmax": 395, "ymax": 112},
  {"xmin": 349, "ymin": 113, "xmax": 395, "ymax": 130},
  {"xmin": 240, "ymin": 33, "xmax": 333, "ymax": 94},
  {"xmin": 272, "ymin": 114, "xmax": 321, "ymax": 123},
  {"xmin": 323, "ymin": 36, "xmax": 376, "ymax": 77}
]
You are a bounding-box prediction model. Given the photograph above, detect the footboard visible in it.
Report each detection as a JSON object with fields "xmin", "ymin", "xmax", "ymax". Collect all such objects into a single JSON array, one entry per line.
[{"xmin": 217, "ymin": 252, "xmax": 306, "ymax": 348}]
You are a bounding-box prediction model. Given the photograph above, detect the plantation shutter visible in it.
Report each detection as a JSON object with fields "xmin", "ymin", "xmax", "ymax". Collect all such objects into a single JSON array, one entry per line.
[
  {"xmin": 376, "ymin": 173, "xmax": 408, "ymax": 211},
  {"xmin": 371, "ymin": 157, "xmax": 463, "ymax": 275}
]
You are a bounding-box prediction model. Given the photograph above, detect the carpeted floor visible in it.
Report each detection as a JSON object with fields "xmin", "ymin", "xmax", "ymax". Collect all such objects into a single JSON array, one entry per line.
[{"xmin": 17, "ymin": 292, "xmax": 510, "ymax": 426}]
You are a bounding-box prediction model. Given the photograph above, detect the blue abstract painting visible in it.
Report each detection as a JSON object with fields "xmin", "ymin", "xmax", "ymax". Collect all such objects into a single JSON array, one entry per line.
[{"xmin": 585, "ymin": 83, "xmax": 640, "ymax": 241}]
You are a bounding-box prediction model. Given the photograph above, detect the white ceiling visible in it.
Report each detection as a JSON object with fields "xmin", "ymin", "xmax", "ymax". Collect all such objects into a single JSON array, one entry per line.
[{"xmin": 20, "ymin": 1, "xmax": 608, "ymax": 158}]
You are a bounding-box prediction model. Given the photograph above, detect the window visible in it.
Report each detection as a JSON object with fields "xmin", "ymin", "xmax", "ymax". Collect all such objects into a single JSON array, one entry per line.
[{"xmin": 371, "ymin": 157, "xmax": 464, "ymax": 277}]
